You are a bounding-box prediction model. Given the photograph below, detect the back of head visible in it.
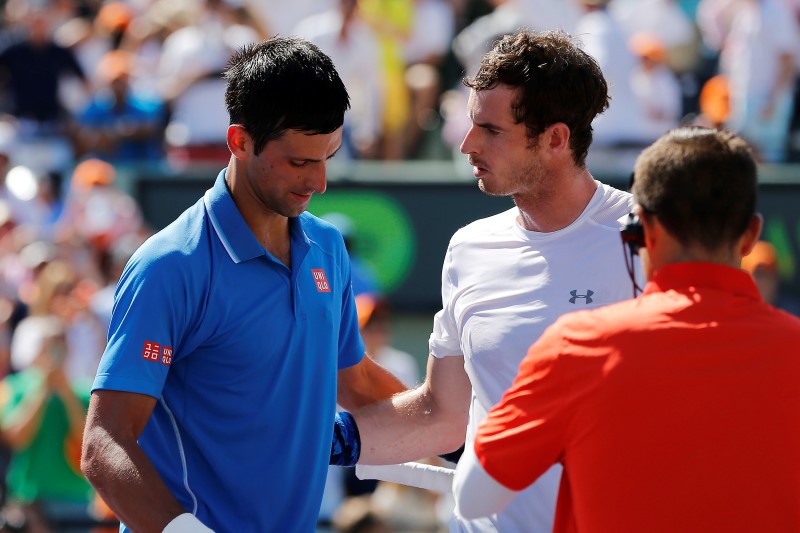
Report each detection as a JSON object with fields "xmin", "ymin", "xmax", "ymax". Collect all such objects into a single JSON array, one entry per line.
[
  {"xmin": 463, "ymin": 30, "xmax": 609, "ymax": 167},
  {"xmin": 632, "ymin": 127, "xmax": 757, "ymax": 251},
  {"xmin": 224, "ymin": 36, "xmax": 350, "ymax": 155}
]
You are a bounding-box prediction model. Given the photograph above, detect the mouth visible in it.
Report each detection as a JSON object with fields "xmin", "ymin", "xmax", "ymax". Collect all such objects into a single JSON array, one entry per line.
[
  {"xmin": 291, "ymin": 192, "xmax": 313, "ymax": 202},
  {"xmin": 468, "ymin": 157, "xmax": 488, "ymax": 174}
]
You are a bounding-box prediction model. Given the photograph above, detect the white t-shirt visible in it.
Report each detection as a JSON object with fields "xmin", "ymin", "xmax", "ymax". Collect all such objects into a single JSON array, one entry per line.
[{"xmin": 430, "ymin": 182, "xmax": 639, "ymax": 532}]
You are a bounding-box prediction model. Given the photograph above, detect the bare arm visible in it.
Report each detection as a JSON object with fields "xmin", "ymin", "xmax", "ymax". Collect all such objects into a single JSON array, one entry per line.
[
  {"xmin": 353, "ymin": 354, "xmax": 472, "ymax": 464},
  {"xmin": 337, "ymin": 353, "xmax": 408, "ymax": 410},
  {"xmin": 81, "ymin": 390, "xmax": 188, "ymax": 533}
]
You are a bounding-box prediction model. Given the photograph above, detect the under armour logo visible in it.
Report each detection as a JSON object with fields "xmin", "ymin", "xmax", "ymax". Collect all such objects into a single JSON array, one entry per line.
[{"xmin": 569, "ymin": 290, "xmax": 594, "ymax": 304}]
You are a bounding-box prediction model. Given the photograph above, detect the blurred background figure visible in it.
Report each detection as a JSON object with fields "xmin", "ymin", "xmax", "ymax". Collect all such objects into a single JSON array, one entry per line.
[
  {"xmin": 698, "ymin": 0, "xmax": 799, "ymax": 162},
  {"xmin": 75, "ymin": 50, "xmax": 166, "ymax": 167},
  {"xmin": 575, "ymin": 0, "xmax": 652, "ymax": 149},
  {"xmin": 156, "ymin": 0, "xmax": 260, "ymax": 168},
  {"xmin": 0, "ymin": 1, "xmax": 89, "ymax": 176},
  {"xmin": 10, "ymin": 259, "xmax": 104, "ymax": 385},
  {"xmin": 401, "ymin": 0, "xmax": 456, "ymax": 159},
  {"xmin": 0, "ymin": 316, "xmax": 93, "ymax": 533},
  {"xmin": 742, "ymin": 240, "xmax": 800, "ymax": 315},
  {"xmin": 629, "ymin": 32, "xmax": 683, "ymax": 142},
  {"xmin": 695, "ymin": 73, "xmax": 731, "ymax": 128},
  {"xmin": 355, "ymin": 293, "xmax": 419, "ymax": 388},
  {"xmin": 293, "ymin": 0, "xmax": 385, "ymax": 160},
  {"xmin": 57, "ymin": 158, "xmax": 144, "ymax": 258},
  {"xmin": 359, "ymin": 0, "xmax": 414, "ymax": 160}
]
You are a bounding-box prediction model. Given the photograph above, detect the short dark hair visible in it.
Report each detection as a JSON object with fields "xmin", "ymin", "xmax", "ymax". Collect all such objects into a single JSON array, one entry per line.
[
  {"xmin": 632, "ymin": 127, "xmax": 758, "ymax": 250},
  {"xmin": 224, "ymin": 36, "xmax": 350, "ymax": 155},
  {"xmin": 463, "ymin": 30, "xmax": 609, "ymax": 167}
]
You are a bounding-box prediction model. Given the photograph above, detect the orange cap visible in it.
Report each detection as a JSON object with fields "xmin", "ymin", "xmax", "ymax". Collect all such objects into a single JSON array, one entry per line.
[
  {"xmin": 699, "ymin": 75, "xmax": 731, "ymax": 125},
  {"xmin": 96, "ymin": 2, "xmax": 134, "ymax": 33},
  {"xmin": 72, "ymin": 158, "xmax": 116, "ymax": 189},
  {"xmin": 742, "ymin": 241, "xmax": 778, "ymax": 274},
  {"xmin": 629, "ymin": 33, "xmax": 666, "ymax": 63}
]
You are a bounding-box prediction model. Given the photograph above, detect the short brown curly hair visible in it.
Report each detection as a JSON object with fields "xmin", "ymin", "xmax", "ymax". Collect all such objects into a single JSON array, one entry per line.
[{"xmin": 464, "ymin": 30, "xmax": 609, "ymax": 167}]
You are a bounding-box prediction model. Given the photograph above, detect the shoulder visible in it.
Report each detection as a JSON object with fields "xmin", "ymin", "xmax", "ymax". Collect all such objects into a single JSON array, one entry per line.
[
  {"xmin": 587, "ymin": 183, "xmax": 634, "ymax": 229},
  {"xmin": 125, "ymin": 199, "xmax": 208, "ymax": 277},
  {"xmin": 448, "ymin": 207, "xmax": 518, "ymax": 248}
]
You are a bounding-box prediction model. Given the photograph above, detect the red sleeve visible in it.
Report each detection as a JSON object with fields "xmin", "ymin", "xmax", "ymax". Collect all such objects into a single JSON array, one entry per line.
[{"xmin": 474, "ymin": 314, "xmax": 602, "ymax": 491}]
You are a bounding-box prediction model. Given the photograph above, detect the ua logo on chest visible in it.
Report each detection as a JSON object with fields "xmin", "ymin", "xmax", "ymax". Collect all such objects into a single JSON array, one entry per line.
[{"xmin": 569, "ymin": 290, "xmax": 594, "ymax": 304}]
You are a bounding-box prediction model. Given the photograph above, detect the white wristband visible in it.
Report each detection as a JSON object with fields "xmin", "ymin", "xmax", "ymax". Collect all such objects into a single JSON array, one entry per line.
[{"xmin": 163, "ymin": 513, "xmax": 214, "ymax": 533}]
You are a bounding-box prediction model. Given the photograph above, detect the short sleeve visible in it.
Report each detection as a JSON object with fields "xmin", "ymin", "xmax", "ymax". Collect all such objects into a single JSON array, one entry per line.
[
  {"xmin": 429, "ymin": 245, "xmax": 462, "ymax": 358},
  {"xmin": 92, "ymin": 247, "xmax": 199, "ymax": 398}
]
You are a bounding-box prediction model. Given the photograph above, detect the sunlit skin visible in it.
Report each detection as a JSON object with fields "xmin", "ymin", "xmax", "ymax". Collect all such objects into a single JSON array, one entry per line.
[
  {"xmin": 459, "ymin": 84, "xmax": 598, "ymax": 233},
  {"xmin": 226, "ymin": 125, "xmax": 343, "ymax": 265}
]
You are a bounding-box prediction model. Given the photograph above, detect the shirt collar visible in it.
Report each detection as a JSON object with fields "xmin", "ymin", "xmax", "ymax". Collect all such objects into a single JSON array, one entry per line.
[
  {"xmin": 203, "ymin": 169, "xmax": 313, "ymax": 264},
  {"xmin": 643, "ymin": 262, "xmax": 762, "ymax": 301}
]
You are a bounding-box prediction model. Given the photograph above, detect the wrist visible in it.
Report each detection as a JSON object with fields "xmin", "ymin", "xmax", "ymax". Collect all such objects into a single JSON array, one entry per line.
[
  {"xmin": 330, "ymin": 411, "xmax": 361, "ymax": 466},
  {"xmin": 163, "ymin": 513, "xmax": 214, "ymax": 533}
]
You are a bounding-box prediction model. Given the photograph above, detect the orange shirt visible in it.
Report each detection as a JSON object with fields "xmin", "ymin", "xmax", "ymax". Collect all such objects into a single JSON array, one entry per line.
[{"xmin": 475, "ymin": 262, "xmax": 800, "ymax": 533}]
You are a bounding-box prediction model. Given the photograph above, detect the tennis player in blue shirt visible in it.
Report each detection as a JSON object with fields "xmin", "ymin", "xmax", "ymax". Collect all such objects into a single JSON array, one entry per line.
[{"xmin": 80, "ymin": 37, "xmax": 406, "ymax": 533}]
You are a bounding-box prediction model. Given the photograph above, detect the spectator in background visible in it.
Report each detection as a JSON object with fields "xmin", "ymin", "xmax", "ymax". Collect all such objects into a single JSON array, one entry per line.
[
  {"xmin": 629, "ymin": 32, "xmax": 683, "ymax": 141},
  {"xmin": 699, "ymin": 0, "xmax": 799, "ymax": 161},
  {"xmin": 294, "ymin": 0, "xmax": 386, "ymax": 160},
  {"xmin": 157, "ymin": 0, "xmax": 260, "ymax": 168},
  {"xmin": 695, "ymin": 73, "xmax": 731, "ymax": 128},
  {"xmin": 742, "ymin": 240, "xmax": 800, "ymax": 315},
  {"xmin": 359, "ymin": 0, "xmax": 414, "ymax": 160},
  {"xmin": 402, "ymin": 0, "xmax": 456, "ymax": 158},
  {"xmin": 0, "ymin": 3, "xmax": 88, "ymax": 177},
  {"xmin": 57, "ymin": 159, "xmax": 144, "ymax": 258},
  {"xmin": 0, "ymin": 316, "xmax": 93, "ymax": 533},
  {"xmin": 355, "ymin": 293, "xmax": 419, "ymax": 388},
  {"xmin": 11, "ymin": 259, "xmax": 104, "ymax": 385},
  {"xmin": 575, "ymin": 0, "xmax": 651, "ymax": 148},
  {"xmin": 75, "ymin": 50, "xmax": 166, "ymax": 166}
]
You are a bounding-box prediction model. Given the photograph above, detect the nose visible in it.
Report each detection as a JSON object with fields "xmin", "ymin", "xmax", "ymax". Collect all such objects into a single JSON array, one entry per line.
[
  {"xmin": 308, "ymin": 163, "xmax": 327, "ymax": 195},
  {"xmin": 460, "ymin": 124, "xmax": 476, "ymax": 155}
]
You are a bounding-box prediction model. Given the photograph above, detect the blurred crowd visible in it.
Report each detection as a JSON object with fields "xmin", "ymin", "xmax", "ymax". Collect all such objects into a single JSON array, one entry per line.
[
  {"xmin": 0, "ymin": 0, "xmax": 794, "ymax": 172},
  {"xmin": 0, "ymin": 0, "xmax": 795, "ymax": 531}
]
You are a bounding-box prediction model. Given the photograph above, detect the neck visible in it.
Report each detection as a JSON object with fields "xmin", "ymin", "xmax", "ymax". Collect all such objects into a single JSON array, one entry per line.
[
  {"xmin": 514, "ymin": 168, "xmax": 597, "ymax": 233},
  {"xmin": 226, "ymin": 162, "xmax": 292, "ymax": 266}
]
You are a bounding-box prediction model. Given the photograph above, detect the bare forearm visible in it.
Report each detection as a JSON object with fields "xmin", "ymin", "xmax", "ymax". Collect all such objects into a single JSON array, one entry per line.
[
  {"xmin": 354, "ymin": 386, "xmax": 468, "ymax": 464},
  {"xmin": 338, "ymin": 354, "xmax": 407, "ymax": 410},
  {"xmin": 82, "ymin": 428, "xmax": 186, "ymax": 533}
]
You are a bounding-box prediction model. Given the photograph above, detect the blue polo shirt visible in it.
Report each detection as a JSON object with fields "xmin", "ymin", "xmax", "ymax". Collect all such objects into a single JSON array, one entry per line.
[{"xmin": 92, "ymin": 169, "xmax": 364, "ymax": 533}]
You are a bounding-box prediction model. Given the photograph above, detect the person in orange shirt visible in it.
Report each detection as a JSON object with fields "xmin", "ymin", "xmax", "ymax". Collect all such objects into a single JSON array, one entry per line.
[{"xmin": 453, "ymin": 126, "xmax": 800, "ymax": 532}]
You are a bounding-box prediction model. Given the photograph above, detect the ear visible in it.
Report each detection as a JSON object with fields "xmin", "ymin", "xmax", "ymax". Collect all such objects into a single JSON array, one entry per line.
[
  {"xmin": 227, "ymin": 124, "xmax": 249, "ymax": 160},
  {"xmin": 638, "ymin": 209, "xmax": 658, "ymax": 250},
  {"xmin": 543, "ymin": 122, "xmax": 571, "ymax": 153},
  {"xmin": 738, "ymin": 214, "xmax": 763, "ymax": 258}
]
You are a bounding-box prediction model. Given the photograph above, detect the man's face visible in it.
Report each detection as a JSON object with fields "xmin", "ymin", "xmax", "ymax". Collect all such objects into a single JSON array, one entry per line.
[
  {"xmin": 460, "ymin": 85, "xmax": 549, "ymax": 200},
  {"xmin": 242, "ymin": 127, "xmax": 343, "ymax": 218}
]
